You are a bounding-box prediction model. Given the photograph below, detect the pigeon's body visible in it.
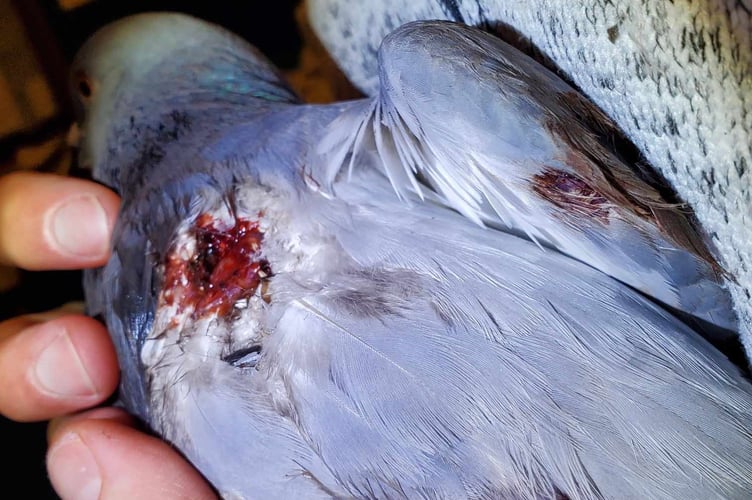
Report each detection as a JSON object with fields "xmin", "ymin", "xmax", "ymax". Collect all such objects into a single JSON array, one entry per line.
[
  {"xmin": 76, "ymin": 13, "xmax": 752, "ymax": 500},
  {"xmin": 145, "ymin": 164, "xmax": 752, "ymax": 499}
]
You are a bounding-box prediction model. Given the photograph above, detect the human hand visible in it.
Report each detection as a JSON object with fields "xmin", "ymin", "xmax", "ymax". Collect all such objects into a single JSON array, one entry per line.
[{"xmin": 0, "ymin": 172, "xmax": 215, "ymax": 499}]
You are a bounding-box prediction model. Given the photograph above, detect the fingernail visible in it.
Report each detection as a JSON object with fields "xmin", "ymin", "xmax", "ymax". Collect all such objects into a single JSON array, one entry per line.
[
  {"xmin": 48, "ymin": 433, "xmax": 102, "ymax": 500},
  {"xmin": 47, "ymin": 194, "xmax": 109, "ymax": 258},
  {"xmin": 32, "ymin": 323, "xmax": 98, "ymax": 398}
]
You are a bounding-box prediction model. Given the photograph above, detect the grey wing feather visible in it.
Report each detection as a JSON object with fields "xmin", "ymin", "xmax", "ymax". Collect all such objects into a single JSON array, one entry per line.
[
  {"xmin": 84, "ymin": 258, "xmax": 150, "ymax": 421},
  {"xmin": 264, "ymin": 171, "xmax": 752, "ymax": 499},
  {"xmin": 318, "ymin": 21, "xmax": 737, "ymax": 337},
  {"xmin": 308, "ymin": 0, "xmax": 752, "ymax": 370},
  {"xmin": 175, "ymin": 369, "xmax": 349, "ymax": 499}
]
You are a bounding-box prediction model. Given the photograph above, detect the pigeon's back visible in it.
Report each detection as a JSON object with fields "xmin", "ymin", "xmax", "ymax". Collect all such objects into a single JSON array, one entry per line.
[
  {"xmin": 263, "ymin": 170, "xmax": 752, "ymax": 499},
  {"xmin": 149, "ymin": 166, "xmax": 752, "ymax": 499}
]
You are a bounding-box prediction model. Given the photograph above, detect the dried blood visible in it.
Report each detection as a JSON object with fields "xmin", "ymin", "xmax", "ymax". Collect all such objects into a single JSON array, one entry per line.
[
  {"xmin": 532, "ymin": 169, "xmax": 609, "ymax": 220},
  {"xmin": 162, "ymin": 213, "xmax": 270, "ymax": 319}
]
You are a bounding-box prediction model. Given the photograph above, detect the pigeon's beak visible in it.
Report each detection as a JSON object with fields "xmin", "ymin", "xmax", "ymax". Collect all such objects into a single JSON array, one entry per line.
[
  {"xmin": 66, "ymin": 122, "xmax": 80, "ymax": 148},
  {"xmin": 67, "ymin": 122, "xmax": 93, "ymax": 170}
]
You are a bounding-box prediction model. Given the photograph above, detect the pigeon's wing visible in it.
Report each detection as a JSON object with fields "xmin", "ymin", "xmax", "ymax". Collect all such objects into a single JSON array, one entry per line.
[
  {"xmin": 317, "ymin": 21, "xmax": 737, "ymax": 336},
  {"xmin": 268, "ymin": 171, "xmax": 752, "ymax": 499}
]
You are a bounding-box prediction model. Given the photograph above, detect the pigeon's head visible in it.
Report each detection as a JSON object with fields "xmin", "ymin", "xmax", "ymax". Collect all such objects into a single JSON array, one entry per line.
[{"xmin": 70, "ymin": 12, "xmax": 298, "ymax": 188}]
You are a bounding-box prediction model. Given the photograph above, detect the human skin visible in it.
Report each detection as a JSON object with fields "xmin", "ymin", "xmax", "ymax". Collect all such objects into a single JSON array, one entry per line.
[{"xmin": 0, "ymin": 172, "xmax": 214, "ymax": 499}]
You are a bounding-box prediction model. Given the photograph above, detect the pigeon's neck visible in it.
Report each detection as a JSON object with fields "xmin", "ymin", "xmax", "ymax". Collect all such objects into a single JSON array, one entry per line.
[
  {"xmin": 95, "ymin": 45, "xmax": 301, "ymax": 192},
  {"xmin": 99, "ymin": 98, "xmax": 277, "ymax": 195},
  {"xmin": 100, "ymin": 97, "xmax": 372, "ymax": 205}
]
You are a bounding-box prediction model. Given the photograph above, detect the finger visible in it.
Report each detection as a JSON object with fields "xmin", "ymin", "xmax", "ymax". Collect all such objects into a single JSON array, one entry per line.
[
  {"xmin": 48, "ymin": 409, "xmax": 217, "ymax": 500},
  {"xmin": 47, "ymin": 406, "xmax": 135, "ymax": 441},
  {"xmin": 0, "ymin": 172, "xmax": 120, "ymax": 270},
  {"xmin": 0, "ymin": 313, "xmax": 118, "ymax": 421}
]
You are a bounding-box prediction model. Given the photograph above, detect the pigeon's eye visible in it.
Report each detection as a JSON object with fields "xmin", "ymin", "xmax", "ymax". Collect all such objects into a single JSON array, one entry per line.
[{"xmin": 75, "ymin": 72, "xmax": 93, "ymax": 99}]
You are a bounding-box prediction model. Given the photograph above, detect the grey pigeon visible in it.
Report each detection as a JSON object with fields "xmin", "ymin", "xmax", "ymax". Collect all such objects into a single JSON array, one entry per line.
[{"xmin": 76, "ymin": 12, "xmax": 752, "ymax": 500}]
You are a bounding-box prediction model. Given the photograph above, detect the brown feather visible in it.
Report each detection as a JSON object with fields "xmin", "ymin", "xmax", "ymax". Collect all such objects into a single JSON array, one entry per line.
[{"xmin": 543, "ymin": 90, "xmax": 722, "ymax": 273}]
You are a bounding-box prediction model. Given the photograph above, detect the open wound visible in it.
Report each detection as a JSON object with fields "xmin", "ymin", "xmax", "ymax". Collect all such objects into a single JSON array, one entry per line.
[
  {"xmin": 160, "ymin": 212, "xmax": 271, "ymax": 320},
  {"xmin": 532, "ymin": 169, "xmax": 610, "ymax": 221}
]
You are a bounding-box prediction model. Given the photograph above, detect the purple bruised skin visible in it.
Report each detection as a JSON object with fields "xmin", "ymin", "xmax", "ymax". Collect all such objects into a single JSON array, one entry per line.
[{"xmin": 532, "ymin": 170, "xmax": 611, "ymax": 221}]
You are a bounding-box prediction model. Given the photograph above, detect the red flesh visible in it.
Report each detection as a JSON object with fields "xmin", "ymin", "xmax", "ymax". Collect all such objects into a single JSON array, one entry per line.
[{"xmin": 161, "ymin": 213, "xmax": 270, "ymax": 319}]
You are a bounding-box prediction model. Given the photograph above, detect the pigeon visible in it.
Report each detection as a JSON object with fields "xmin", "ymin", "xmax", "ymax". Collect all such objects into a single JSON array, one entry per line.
[{"xmin": 76, "ymin": 12, "xmax": 752, "ymax": 499}]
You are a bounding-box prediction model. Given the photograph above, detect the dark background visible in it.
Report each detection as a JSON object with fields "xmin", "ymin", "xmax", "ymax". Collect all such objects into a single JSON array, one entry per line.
[{"xmin": 1, "ymin": 1, "xmax": 302, "ymax": 496}]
